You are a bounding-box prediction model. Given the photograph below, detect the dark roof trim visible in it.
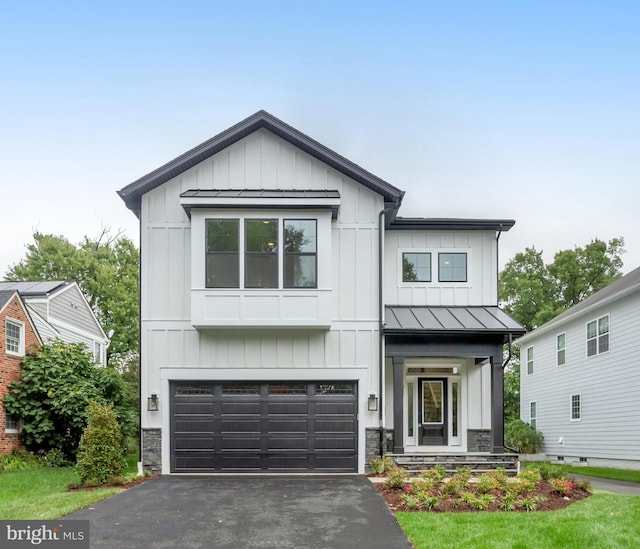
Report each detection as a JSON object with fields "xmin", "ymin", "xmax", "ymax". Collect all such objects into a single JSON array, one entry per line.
[
  {"xmin": 179, "ymin": 189, "xmax": 341, "ymax": 219},
  {"xmin": 389, "ymin": 218, "xmax": 516, "ymax": 231},
  {"xmin": 118, "ymin": 110, "xmax": 404, "ymax": 217},
  {"xmin": 0, "ymin": 280, "xmax": 71, "ymax": 297},
  {"xmin": 384, "ymin": 305, "xmax": 525, "ymax": 342}
]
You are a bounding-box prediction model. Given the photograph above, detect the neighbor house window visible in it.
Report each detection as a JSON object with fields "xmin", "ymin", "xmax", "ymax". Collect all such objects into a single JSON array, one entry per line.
[
  {"xmin": 438, "ymin": 253, "xmax": 467, "ymax": 282},
  {"xmin": 206, "ymin": 219, "xmax": 240, "ymax": 288},
  {"xmin": 530, "ymin": 401, "xmax": 537, "ymax": 430},
  {"xmin": 245, "ymin": 219, "xmax": 278, "ymax": 288},
  {"xmin": 5, "ymin": 319, "xmax": 24, "ymax": 356},
  {"xmin": 587, "ymin": 315, "xmax": 609, "ymax": 357},
  {"xmin": 403, "ymin": 253, "xmax": 431, "ymax": 282},
  {"xmin": 284, "ymin": 219, "xmax": 317, "ymax": 288},
  {"xmin": 571, "ymin": 394, "xmax": 581, "ymax": 421},
  {"xmin": 5, "ymin": 414, "xmax": 20, "ymax": 433},
  {"xmin": 557, "ymin": 333, "xmax": 566, "ymax": 366},
  {"xmin": 526, "ymin": 346, "xmax": 534, "ymax": 375}
]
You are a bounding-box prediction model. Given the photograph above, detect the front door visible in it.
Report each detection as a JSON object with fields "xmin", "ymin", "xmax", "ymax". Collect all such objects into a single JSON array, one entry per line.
[{"xmin": 418, "ymin": 378, "xmax": 448, "ymax": 446}]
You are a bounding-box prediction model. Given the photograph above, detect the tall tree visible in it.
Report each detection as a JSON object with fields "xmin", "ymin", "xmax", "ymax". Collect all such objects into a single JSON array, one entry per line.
[
  {"xmin": 499, "ymin": 237, "xmax": 625, "ymax": 423},
  {"xmin": 4, "ymin": 229, "xmax": 139, "ymax": 357},
  {"xmin": 499, "ymin": 237, "xmax": 625, "ymax": 331}
]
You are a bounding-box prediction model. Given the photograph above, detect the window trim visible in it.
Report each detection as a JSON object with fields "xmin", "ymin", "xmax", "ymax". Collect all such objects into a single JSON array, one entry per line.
[
  {"xmin": 529, "ymin": 401, "xmax": 537, "ymax": 430},
  {"xmin": 586, "ymin": 314, "xmax": 610, "ymax": 357},
  {"xmin": 5, "ymin": 318, "xmax": 25, "ymax": 357},
  {"xmin": 438, "ymin": 252, "xmax": 468, "ymax": 283},
  {"xmin": 526, "ymin": 345, "xmax": 534, "ymax": 375},
  {"xmin": 570, "ymin": 394, "xmax": 581, "ymax": 422},
  {"xmin": 205, "ymin": 218, "xmax": 240, "ymax": 288},
  {"xmin": 557, "ymin": 332, "xmax": 566, "ymax": 366},
  {"xmin": 283, "ymin": 218, "xmax": 318, "ymax": 289}
]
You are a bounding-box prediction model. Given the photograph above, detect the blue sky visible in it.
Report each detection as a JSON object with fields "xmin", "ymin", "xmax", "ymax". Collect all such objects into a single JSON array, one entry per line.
[{"xmin": 1, "ymin": 1, "xmax": 638, "ymax": 274}]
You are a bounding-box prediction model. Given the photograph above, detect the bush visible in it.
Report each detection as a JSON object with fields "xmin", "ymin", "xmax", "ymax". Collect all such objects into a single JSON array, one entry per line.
[
  {"xmin": 75, "ymin": 401, "xmax": 125, "ymax": 486},
  {"xmin": 383, "ymin": 467, "xmax": 408, "ymax": 488},
  {"xmin": 0, "ymin": 450, "xmax": 43, "ymax": 472},
  {"xmin": 369, "ymin": 455, "xmax": 394, "ymax": 474},
  {"xmin": 505, "ymin": 418, "xmax": 544, "ymax": 454},
  {"xmin": 42, "ymin": 448, "xmax": 69, "ymax": 467},
  {"xmin": 526, "ymin": 461, "xmax": 567, "ymax": 480}
]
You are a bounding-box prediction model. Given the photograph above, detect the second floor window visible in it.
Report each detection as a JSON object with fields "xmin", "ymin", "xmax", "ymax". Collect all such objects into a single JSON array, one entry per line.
[
  {"xmin": 403, "ymin": 253, "xmax": 431, "ymax": 282},
  {"xmin": 438, "ymin": 253, "xmax": 467, "ymax": 282},
  {"xmin": 557, "ymin": 333, "xmax": 566, "ymax": 366},
  {"xmin": 587, "ymin": 315, "xmax": 609, "ymax": 357},
  {"xmin": 526, "ymin": 346, "xmax": 534, "ymax": 375},
  {"xmin": 5, "ymin": 319, "xmax": 23, "ymax": 356},
  {"xmin": 205, "ymin": 218, "xmax": 317, "ymax": 289}
]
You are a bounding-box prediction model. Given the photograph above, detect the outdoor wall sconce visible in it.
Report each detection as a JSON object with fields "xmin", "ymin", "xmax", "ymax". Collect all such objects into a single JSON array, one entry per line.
[
  {"xmin": 367, "ymin": 393, "xmax": 378, "ymax": 411},
  {"xmin": 147, "ymin": 393, "xmax": 159, "ymax": 412}
]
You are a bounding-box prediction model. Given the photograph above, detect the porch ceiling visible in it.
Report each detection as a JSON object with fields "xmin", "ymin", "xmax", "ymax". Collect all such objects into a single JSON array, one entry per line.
[{"xmin": 384, "ymin": 306, "xmax": 525, "ymax": 340}]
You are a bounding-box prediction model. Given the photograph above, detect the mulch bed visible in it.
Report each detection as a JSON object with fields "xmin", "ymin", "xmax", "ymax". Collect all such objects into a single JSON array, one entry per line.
[{"xmin": 374, "ymin": 478, "xmax": 591, "ymax": 513}]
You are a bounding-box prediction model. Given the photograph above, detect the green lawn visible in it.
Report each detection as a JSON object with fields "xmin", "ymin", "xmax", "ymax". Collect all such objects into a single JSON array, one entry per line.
[
  {"xmin": 564, "ymin": 466, "xmax": 640, "ymax": 483},
  {"xmin": 397, "ymin": 493, "xmax": 640, "ymax": 549},
  {"xmin": 0, "ymin": 467, "xmax": 120, "ymax": 520}
]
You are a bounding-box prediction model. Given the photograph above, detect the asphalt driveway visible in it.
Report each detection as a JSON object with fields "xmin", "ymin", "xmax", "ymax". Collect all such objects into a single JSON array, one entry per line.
[{"xmin": 66, "ymin": 475, "xmax": 412, "ymax": 549}]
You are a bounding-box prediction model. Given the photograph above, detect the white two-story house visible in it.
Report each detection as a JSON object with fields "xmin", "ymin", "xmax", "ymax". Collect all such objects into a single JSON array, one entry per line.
[
  {"xmin": 516, "ymin": 266, "xmax": 640, "ymax": 469},
  {"xmin": 118, "ymin": 111, "xmax": 524, "ymax": 474}
]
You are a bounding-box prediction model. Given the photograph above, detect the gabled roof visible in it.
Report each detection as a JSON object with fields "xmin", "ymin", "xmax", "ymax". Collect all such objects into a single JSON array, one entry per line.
[
  {"xmin": 516, "ymin": 265, "xmax": 640, "ymax": 345},
  {"xmin": 385, "ymin": 305, "xmax": 525, "ymax": 341},
  {"xmin": 0, "ymin": 289, "xmax": 18, "ymax": 313},
  {"xmin": 118, "ymin": 110, "xmax": 405, "ymax": 217}
]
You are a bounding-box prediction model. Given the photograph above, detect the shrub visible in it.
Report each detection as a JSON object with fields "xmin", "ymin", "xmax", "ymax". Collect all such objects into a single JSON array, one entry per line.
[
  {"xmin": 526, "ymin": 462, "xmax": 567, "ymax": 480},
  {"xmin": 549, "ymin": 478, "xmax": 575, "ymax": 495},
  {"xmin": 420, "ymin": 466, "xmax": 446, "ymax": 482},
  {"xmin": 418, "ymin": 493, "xmax": 439, "ymax": 509},
  {"xmin": 369, "ymin": 455, "xmax": 394, "ymax": 474},
  {"xmin": 473, "ymin": 494, "xmax": 495, "ymax": 510},
  {"xmin": 505, "ymin": 418, "xmax": 544, "ymax": 454},
  {"xmin": 477, "ymin": 476, "xmax": 500, "ymax": 494},
  {"xmin": 0, "ymin": 450, "xmax": 43, "ymax": 472},
  {"xmin": 384, "ymin": 467, "xmax": 408, "ymax": 488},
  {"xmin": 518, "ymin": 495, "xmax": 546, "ymax": 511},
  {"xmin": 454, "ymin": 466, "xmax": 472, "ymax": 482},
  {"xmin": 440, "ymin": 479, "xmax": 463, "ymax": 496},
  {"xmin": 400, "ymin": 493, "xmax": 420, "ymax": 509},
  {"xmin": 76, "ymin": 401, "xmax": 125, "ymax": 486},
  {"xmin": 42, "ymin": 448, "xmax": 69, "ymax": 467}
]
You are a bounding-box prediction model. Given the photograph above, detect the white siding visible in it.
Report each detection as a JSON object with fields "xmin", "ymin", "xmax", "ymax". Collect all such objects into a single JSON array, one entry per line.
[
  {"xmin": 383, "ymin": 230, "xmax": 498, "ymax": 306},
  {"xmin": 519, "ymin": 292, "xmax": 640, "ymax": 465},
  {"xmin": 139, "ymin": 129, "xmax": 383, "ymax": 472}
]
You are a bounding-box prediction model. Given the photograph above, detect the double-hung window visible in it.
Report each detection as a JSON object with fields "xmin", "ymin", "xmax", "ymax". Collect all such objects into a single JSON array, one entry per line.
[
  {"xmin": 557, "ymin": 333, "xmax": 566, "ymax": 366},
  {"xmin": 530, "ymin": 401, "xmax": 537, "ymax": 430},
  {"xmin": 526, "ymin": 346, "xmax": 534, "ymax": 375},
  {"xmin": 5, "ymin": 319, "xmax": 24, "ymax": 356},
  {"xmin": 586, "ymin": 315, "xmax": 609, "ymax": 357},
  {"xmin": 284, "ymin": 220, "xmax": 317, "ymax": 288},
  {"xmin": 571, "ymin": 394, "xmax": 581, "ymax": 421},
  {"xmin": 205, "ymin": 217, "xmax": 317, "ymax": 289}
]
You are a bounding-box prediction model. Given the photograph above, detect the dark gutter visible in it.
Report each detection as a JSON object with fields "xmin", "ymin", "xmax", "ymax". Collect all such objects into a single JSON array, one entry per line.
[{"xmin": 389, "ymin": 218, "xmax": 516, "ymax": 231}]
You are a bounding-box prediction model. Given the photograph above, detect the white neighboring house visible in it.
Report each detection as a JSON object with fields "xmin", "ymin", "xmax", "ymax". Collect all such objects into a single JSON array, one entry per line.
[
  {"xmin": 118, "ymin": 111, "xmax": 525, "ymax": 475},
  {"xmin": 0, "ymin": 281, "xmax": 109, "ymax": 365},
  {"xmin": 516, "ymin": 266, "xmax": 640, "ymax": 469}
]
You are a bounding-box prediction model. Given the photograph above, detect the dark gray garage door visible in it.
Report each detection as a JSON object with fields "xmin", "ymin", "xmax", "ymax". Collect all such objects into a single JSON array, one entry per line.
[{"xmin": 170, "ymin": 381, "xmax": 358, "ymax": 473}]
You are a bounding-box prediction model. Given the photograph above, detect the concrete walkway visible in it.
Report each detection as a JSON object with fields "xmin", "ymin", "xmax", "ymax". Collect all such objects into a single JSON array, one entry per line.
[
  {"xmin": 66, "ymin": 475, "xmax": 412, "ymax": 549},
  {"xmin": 569, "ymin": 473, "xmax": 640, "ymax": 496}
]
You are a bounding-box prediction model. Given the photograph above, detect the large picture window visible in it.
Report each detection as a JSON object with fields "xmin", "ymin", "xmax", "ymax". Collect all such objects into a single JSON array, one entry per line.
[
  {"xmin": 284, "ymin": 219, "xmax": 317, "ymax": 288},
  {"xmin": 438, "ymin": 253, "xmax": 467, "ymax": 282},
  {"xmin": 245, "ymin": 219, "xmax": 278, "ymax": 288},
  {"xmin": 206, "ymin": 219, "xmax": 239, "ymax": 288}
]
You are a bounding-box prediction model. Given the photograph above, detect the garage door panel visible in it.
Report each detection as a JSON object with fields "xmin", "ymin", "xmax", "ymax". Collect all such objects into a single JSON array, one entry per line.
[{"xmin": 171, "ymin": 381, "xmax": 357, "ymax": 473}]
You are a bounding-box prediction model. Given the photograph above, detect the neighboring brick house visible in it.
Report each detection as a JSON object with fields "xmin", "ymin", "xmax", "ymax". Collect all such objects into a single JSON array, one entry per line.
[{"xmin": 0, "ymin": 290, "xmax": 41, "ymax": 453}]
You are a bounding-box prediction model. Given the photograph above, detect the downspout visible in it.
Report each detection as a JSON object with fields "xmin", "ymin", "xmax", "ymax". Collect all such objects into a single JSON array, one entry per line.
[{"xmin": 377, "ymin": 205, "xmax": 397, "ymax": 456}]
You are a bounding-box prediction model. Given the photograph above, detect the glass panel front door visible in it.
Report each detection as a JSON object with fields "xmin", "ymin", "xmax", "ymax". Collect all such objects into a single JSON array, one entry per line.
[{"xmin": 418, "ymin": 378, "xmax": 448, "ymax": 446}]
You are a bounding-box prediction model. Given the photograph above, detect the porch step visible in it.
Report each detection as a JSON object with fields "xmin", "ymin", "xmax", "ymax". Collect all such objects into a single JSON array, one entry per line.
[{"xmin": 389, "ymin": 453, "xmax": 519, "ymax": 476}]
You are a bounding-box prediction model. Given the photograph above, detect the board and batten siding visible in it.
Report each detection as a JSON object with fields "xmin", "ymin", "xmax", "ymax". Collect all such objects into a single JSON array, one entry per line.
[
  {"xmin": 383, "ymin": 230, "xmax": 498, "ymax": 306},
  {"xmin": 519, "ymin": 293, "xmax": 640, "ymax": 464},
  {"xmin": 139, "ymin": 130, "xmax": 383, "ymax": 454}
]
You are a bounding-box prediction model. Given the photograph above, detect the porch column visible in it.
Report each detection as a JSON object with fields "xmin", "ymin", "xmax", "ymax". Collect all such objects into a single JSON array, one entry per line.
[
  {"xmin": 490, "ymin": 352, "xmax": 504, "ymax": 453},
  {"xmin": 392, "ymin": 356, "xmax": 405, "ymax": 454}
]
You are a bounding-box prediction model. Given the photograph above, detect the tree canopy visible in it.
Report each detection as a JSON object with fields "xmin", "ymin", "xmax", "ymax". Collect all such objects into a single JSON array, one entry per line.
[
  {"xmin": 499, "ymin": 237, "xmax": 625, "ymax": 331},
  {"xmin": 4, "ymin": 229, "xmax": 139, "ymax": 357}
]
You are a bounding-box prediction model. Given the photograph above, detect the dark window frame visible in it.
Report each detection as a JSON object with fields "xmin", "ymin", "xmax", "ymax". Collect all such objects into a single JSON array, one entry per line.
[
  {"xmin": 402, "ymin": 252, "xmax": 432, "ymax": 282},
  {"xmin": 283, "ymin": 219, "xmax": 317, "ymax": 289},
  {"xmin": 438, "ymin": 252, "xmax": 467, "ymax": 282},
  {"xmin": 205, "ymin": 218, "xmax": 240, "ymax": 288}
]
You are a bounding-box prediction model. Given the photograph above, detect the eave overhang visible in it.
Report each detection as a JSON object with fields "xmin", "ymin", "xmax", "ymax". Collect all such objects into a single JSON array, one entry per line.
[
  {"xmin": 389, "ymin": 218, "xmax": 516, "ymax": 231},
  {"xmin": 118, "ymin": 110, "xmax": 404, "ymax": 218}
]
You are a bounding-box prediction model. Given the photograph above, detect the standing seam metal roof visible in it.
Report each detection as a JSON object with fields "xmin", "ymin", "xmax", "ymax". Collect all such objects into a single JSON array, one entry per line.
[{"xmin": 385, "ymin": 306, "xmax": 525, "ymax": 335}]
